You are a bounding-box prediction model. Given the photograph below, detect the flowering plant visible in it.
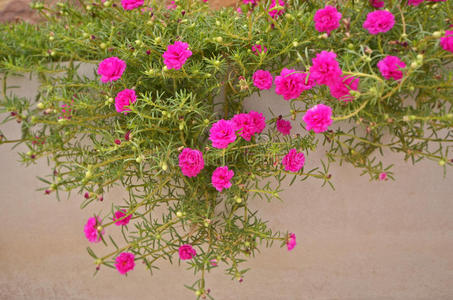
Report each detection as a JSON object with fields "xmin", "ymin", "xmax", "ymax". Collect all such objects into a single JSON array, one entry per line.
[{"xmin": 0, "ymin": 0, "xmax": 452, "ymax": 298}]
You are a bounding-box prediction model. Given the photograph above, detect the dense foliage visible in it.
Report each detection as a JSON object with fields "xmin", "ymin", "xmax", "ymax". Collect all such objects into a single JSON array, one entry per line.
[{"xmin": 0, "ymin": 0, "xmax": 452, "ymax": 298}]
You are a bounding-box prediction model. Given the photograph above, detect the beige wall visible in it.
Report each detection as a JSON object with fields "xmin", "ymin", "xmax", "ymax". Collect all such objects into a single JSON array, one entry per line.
[{"xmin": 1, "ymin": 72, "xmax": 452, "ymax": 300}]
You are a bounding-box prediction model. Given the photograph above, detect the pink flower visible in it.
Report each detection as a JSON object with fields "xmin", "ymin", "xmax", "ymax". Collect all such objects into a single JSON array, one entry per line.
[
  {"xmin": 236, "ymin": 7, "xmax": 242, "ymax": 14},
  {"xmin": 178, "ymin": 148, "xmax": 204, "ymax": 177},
  {"xmin": 370, "ymin": 0, "xmax": 385, "ymax": 8},
  {"xmin": 84, "ymin": 216, "xmax": 104, "ymax": 243},
  {"xmin": 440, "ymin": 31, "xmax": 453, "ymax": 53},
  {"xmin": 249, "ymin": 111, "xmax": 266, "ymax": 134},
  {"xmin": 287, "ymin": 233, "xmax": 296, "ymax": 251},
  {"xmin": 115, "ymin": 252, "xmax": 135, "ymax": 274},
  {"xmin": 379, "ymin": 172, "xmax": 388, "ymax": 181},
  {"xmin": 328, "ymin": 75, "xmax": 360, "ymax": 102},
  {"xmin": 377, "ymin": 56, "xmax": 406, "ymax": 80},
  {"xmin": 210, "ymin": 259, "xmax": 218, "ymax": 266},
  {"xmin": 276, "ymin": 118, "xmax": 292, "ymax": 135},
  {"xmin": 232, "ymin": 113, "xmax": 255, "ymax": 141},
  {"xmin": 212, "ymin": 166, "xmax": 234, "ymax": 192},
  {"xmin": 251, "ymin": 44, "xmax": 267, "ymax": 55},
  {"xmin": 363, "ymin": 10, "xmax": 395, "ymax": 35},
  {"xmin": 179, "ymin": 244, "xmax": 197, "ymax": 260},
  {"xmin": 162, "ymin": 41, "xmax": 192, "ymax": 70},
  {"xmin": 115, "ymin": 89, "xmax": 137, "ymax": 114},
  {"xmin": 268, "ymin": 0, "xmax": 285, "ymax": 19},
  {"xmin": 97, "ymin": 57, "xmax": 126, "ymax": 83},
  {"xmin": 275, "ymin": 68, "xmax": 313, "ymax": 100},
  {"xmin": 282, "ymin": 149, "xmax": 305, "ymax": 172},
  {"xmin": 243, "ymin": 0, "xmax": 259, "ymax": 5},
  {"xmin": 167, "ymin": 1, "xmax": 177, "ymax": 10},
  {"xmin": 408, "ymin": 0, "xmax": 425, "ymax": 5},
  {"xmin": 209, "ymin": 120, "xmax": 237, "ymax": 149},
  {"xmin": 313, "ymin": 5, "xmax": 342, "ymax": 34},
  {"xmin": 253, "ymin": 70, "xmax": 273, "ymax": 90},
  {"xmin": 310, "ymin": 51, "xmax": 342, "ymax": 86},
  {"xmin": 303, "ymin": 104, "xmax": 333, "ymax": 133},
  {"xmin": 121, "ymin": 0, "xmax": 144, "ymax": 10},
  {"xmin": 113, "ymin": 209, "xmax": 132, "ymax": 226}
]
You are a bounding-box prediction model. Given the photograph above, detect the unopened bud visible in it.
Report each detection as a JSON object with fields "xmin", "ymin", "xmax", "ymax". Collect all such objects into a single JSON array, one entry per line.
[
  {"xmin": 432, "ymin": 31, "xmax": 442, "ymax": 38},
  {"xmin": 215, "ymin": 36, "xmax": 223, "ymax": 43},
  {"xmin": 438, "ymin": 159, "xmax": 446, "ymax": 166},
  {"xmin": 37, "ymin": 102, "xmax": 44, "ymax": 109},
  {"xmin": 176, "ymin": 211, "xmax": 183, "ymax": 217}
]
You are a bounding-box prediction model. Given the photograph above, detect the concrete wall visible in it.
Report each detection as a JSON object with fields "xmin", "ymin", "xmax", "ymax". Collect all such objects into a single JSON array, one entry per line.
[{"xmin": 0, "ymin": 71, "xmax": 452, "ymax": 300}]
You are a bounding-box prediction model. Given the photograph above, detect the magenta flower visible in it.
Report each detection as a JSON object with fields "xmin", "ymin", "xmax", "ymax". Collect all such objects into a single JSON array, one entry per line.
[
  {"xmin": 363, "ymin": 10, "xmax": 395, "ymax": 35},
  {"xmin": 121, "ymin": 0, "xmax": 144, "ymax": 10},
  {"xmin": 97, "ymin": 57, "xmax": 126, "ymax": 83},
  {"xmin": 113, "ymin": 209, "xmax": 132, "ymax": 226},
  {"xmin": 178, "ymin": 148, "xmax": 204, "ymax": 177},
  {"xmin": 115, "ymin": 252, "xmax": 135, "ymax": 274},
  {"xmin": 370, "ymin": 0, "xmax": 385, "ymax": 8},
  {"xmin": 276, "ymin": 118, "xmax": 292, "ymax": 135},
  {"xmin": 287, "ymin": 233, "xmax": 296, "ymax": 251},
  {"xmin": 243, "ymin": 0, "xmax": 259, "ymax": 5},
  {"xmin": 275, "ymin": 68, "xmax": 313, "ymax": 101},
  {"xmin": 303, "ymin": 104, "xmax": 333, "ymax": 133},
  {"xmin": 313, "ymin": 5, "xmax": 342, "ymax": 34},
  {"xmin": 179, "ymin": 244, "xmax": 197, "ymax": 260},
  {"xmin": 162, "ymin": 41, "xmax": 192, "ymax": 70},
  {"xmin": 212, "ymin": 166, "xmax": 234, "ymax": 192},
  {"xmin": 232, "ymin": 113, "xmax": 255, "ymax": 141},
  {"xmin": 167, "ymin": 1, "xmax": 177, "ymax": 9},
  {"xmin": 115, "ymin": 89, "xmax": 137, "ymax": 114},
  {"xmin": 249, "ymin": 111, "xmax": 266, "ymax": 134},
  {"xmin": 253, "ymin": 70, "xmax": 273, "ymax": 90},
  {"xmin": 309, "ymin": 51, "xmax": 342, "ymax": 86},
  {"xmin": 440, "ymin": 31, "xmax": 453, "ymax": 53},
  {"xmin": 84, "ymin": 216, "xmax": 104, "ymax": 243},
  {"xmin": 377, "ymin": 56, "xmax": 406, "ymax": 80},
  {"xmin": 251, "ymin": 44, "xmax": 267, "ymax": 55},
  {"xmin": 379, "ymin": 172, "xmax": 388, "ymax": 181},
  {"xmin": 282, "ymin": 149, "xmax": 305, "ymax": 172},
  {"xmin": 209, "ymin": 120, "xmax": 237, "ymax": 149},
  {"xmin": 408, "ymin": 0, "xmax": 425, "ymax": 5},
  {"xmin": 268, "ymin": 0, "xmax": 285, "ymax": 19},
  {"xmin": 210, "ymin": 259, "xmax": 218, "ymax": 266},
  {"xmin": 328, "ymin": 75, "xmax": 360, "ymax": 102}
]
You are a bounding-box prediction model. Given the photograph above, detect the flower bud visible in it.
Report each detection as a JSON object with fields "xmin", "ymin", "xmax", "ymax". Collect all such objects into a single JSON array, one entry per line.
[
  {"xmin": 432, "ymin": 31, "xmax": 442, "ymax": 38},
  {"xmin": 96, "ymin": 225, "xmax": 103, "ymax": 232},
  {"xmin": 347, "ymin": 43, "xmax": 354, "ymax": 50},
  {"xmin": 49, "ymin": 36, "xmax": 54, "ymax": 41},
  {"xmin": 37, "ymin": 102, "xmax": 44, "ymax": 109},
  {"xmin": 401, "ymin": 33, "xmax": 408, "ymax": 39},
  {"xmin": 438, "ymin": 159, "xmax": 446, "ymax": 166},
  {"xmin": 292, "ymin": 41, "xmax": 299, "ymax": 47},
  {"xmin": 103, "ymin": 1, "xmax": 111, "ymax": 7},
  {"xmin": 410, "ymin": 61, "xmax": 419, "ymax": 69},
  {"xmin": 154, "ymin": 37, "xmax": 162, "ymax": 44},
  {"xmin": 176, "ymin": 211, "xmax": 183, "ymax": 217},
  {"xmin": 235, "ymin": 196, "xmax": 242, "ymax": 204},
  {"xmin": 215, "ymin": 36, "xmax": 223, "ymax": 43},
  {"xmin": 86, "ymin": 5, "xmax": 92, "ymax": 11},
  {"xmin": 195, "ymin": 290, "xmax": 202, "ymax": 297},
  {"xmin": 100, "ymin": 43, "xmax": 107, "ymax": 49},
  {"xmin": 161, "ymin": 161, "xmax": 168, "ymax": 171},
  {"xmin": 85, "ymin": 170, "xmax": 92, "ymax": 178},
  {"xmin": 215, "ymin": 20, "xmax": 221, "ymax": 26}
]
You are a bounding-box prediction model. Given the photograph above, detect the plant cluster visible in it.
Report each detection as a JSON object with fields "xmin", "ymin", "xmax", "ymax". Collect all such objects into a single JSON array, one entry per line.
[{"xmin": 0, "ymin": 0, "xmax": 452, "ymax": 298}]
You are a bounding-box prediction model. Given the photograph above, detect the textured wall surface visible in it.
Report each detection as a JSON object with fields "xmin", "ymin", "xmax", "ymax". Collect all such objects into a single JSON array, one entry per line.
[{"xmin": 1, "ymin": 65, "xmax": 453, "ymax": 300}]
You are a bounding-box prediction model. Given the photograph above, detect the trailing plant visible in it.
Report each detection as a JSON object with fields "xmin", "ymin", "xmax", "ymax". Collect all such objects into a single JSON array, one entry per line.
[{"xmin": 0, "ymin": 0, "xmax": 452, "ymax": 298}]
